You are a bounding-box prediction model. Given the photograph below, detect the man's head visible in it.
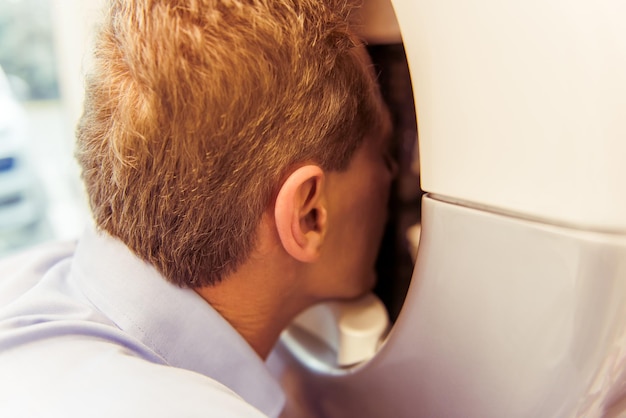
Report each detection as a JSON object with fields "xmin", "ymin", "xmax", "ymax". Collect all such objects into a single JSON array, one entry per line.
[{"xmin": 76, "ymin": 0, "xmax": 389, "ymax": 288}]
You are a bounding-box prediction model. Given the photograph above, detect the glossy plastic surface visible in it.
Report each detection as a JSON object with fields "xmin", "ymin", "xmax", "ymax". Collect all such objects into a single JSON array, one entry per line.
[{"xmin": 392, "ymin": 0, "xmax": 626, "ymax": 232}]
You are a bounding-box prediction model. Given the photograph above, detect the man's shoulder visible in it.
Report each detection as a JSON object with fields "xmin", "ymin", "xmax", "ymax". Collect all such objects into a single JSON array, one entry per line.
[
  {"xmin": 0, "ymin": 342, "xmax": 269, "ymax": 417},
  {"xmin": 0, "ymin": 236, "xmax": 279, "ymax": 418},
  {"xmin": 0, "ymin": 239, "xmax": 77, "ymax": 307},
  {"xmin": 67, "ymin": 353, "xmax": 271, "ymax": 418}
]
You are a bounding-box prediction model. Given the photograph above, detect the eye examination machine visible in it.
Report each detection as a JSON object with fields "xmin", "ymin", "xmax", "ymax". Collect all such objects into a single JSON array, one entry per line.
[{"xmin": 269, "ymin": 0, "xmax": 626, "ymax": 417}]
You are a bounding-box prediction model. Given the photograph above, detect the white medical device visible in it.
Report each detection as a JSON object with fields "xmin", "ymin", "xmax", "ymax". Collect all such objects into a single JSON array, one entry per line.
[{"xmin": 270, "ymin": 1, "xmax": 626, "ymax": 417}]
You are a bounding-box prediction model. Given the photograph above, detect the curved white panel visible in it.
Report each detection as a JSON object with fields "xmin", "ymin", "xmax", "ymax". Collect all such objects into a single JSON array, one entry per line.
[{"xmin": 392, "ymin": 0, "xmax": 626, "ymax": 232}]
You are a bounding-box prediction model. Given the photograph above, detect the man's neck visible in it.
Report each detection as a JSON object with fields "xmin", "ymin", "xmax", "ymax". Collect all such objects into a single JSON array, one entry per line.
[{"xmin": 194, "ymin": 260, "xmax": 313, "ymax": 359}]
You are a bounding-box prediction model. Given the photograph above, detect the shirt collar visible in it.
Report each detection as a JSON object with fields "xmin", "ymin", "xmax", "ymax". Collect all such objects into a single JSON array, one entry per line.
[{"xmin": 71, "ymin": 226, "xmax": 285, "ymax": 418}]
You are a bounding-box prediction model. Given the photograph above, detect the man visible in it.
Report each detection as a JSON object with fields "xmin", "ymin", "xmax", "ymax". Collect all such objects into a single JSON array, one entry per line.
[{"xmin": 0, "ymin": 0, "xmax": 395, "ymax": 416}]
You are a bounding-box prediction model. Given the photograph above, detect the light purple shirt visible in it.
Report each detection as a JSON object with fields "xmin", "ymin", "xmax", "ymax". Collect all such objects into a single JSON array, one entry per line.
[{"xmin": 0, "ymin": 226, "xmax": 285, "ymax": 417}]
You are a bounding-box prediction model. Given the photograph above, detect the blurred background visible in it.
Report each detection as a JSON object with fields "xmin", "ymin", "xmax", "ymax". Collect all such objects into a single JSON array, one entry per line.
[{"xmin": 0, "ymin": 0, "xmax": 103, "ymax": 257}]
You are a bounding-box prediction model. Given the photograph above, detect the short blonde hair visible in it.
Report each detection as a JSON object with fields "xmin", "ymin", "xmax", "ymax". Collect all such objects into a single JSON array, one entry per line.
[{"xmin": 76, "ymin": 0, "xmax": 386, "ymax": 287}]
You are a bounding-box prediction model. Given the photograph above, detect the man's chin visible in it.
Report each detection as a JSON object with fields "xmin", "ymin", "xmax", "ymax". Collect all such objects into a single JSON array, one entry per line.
[
  {"xmin": 364, "ymin": 269, "xmax": 378, "ymax": 292},
  {"xmin": 342, "ymin": 270, "xmax": 378, "ymax": 300}
]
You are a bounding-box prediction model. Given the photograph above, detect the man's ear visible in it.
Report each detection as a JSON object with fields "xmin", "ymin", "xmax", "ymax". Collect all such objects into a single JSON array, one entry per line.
[{"xmin": 274, "ymin": 165, "xmax": 327, "ymax": 263}]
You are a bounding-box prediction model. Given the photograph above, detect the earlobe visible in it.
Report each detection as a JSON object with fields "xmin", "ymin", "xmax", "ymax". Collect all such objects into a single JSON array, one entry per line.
[{"xmin": 274, "ymin": 165, "xmax": 327, "ymax": 263}]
